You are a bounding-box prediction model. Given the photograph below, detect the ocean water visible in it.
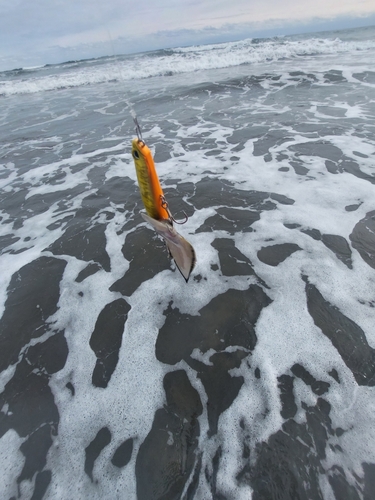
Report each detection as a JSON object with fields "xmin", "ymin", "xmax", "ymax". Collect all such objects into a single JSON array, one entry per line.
[{"xmin": 1, "ymin": 24, "xmax": 375, "ymax": 500}]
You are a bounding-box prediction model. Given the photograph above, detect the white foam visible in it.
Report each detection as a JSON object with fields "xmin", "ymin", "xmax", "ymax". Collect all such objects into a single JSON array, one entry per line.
[
  {"xmin": 46, "ymin": 258, "xmax": 166, "ymax": 498},
  {"xmin": 0, "ymin": 430, "xmax": 26, "ymax": 499}
]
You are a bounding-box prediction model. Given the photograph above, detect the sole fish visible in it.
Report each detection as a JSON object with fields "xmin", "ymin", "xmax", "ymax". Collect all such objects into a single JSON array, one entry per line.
[{"xmin": 141, "ymin": 212, "xmax": 196, "ymax": 282}]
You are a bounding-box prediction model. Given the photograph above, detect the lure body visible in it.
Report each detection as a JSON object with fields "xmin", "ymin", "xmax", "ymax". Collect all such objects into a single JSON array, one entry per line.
[
  {"xmin": 132, "ymin": 139, "xmax": 167, "ymax": 220},
  {"xmin": 131, "ymin": 137, "xmax": 196, "ymax": 282}
]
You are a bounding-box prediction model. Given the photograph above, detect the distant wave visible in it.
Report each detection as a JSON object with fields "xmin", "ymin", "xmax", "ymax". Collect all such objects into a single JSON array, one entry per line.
[{"xmin": 1, "ymin": 35, "xmax": 375, "ymax": 96}]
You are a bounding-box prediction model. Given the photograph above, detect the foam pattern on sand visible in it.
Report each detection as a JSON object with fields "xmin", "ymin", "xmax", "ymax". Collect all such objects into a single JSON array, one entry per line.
[{"xmin": 1, "ymin": 25, "xmax": 375, "ymax": 500}]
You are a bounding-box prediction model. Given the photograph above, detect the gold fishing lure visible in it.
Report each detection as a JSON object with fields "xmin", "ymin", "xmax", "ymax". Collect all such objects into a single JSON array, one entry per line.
[
  {"xmin": 131, "ymin": 121, "xmax": 196, "ymax": 282},
  {"xmin": 131, "ymin": 138, "xmax": 167, "ymax": 221}
]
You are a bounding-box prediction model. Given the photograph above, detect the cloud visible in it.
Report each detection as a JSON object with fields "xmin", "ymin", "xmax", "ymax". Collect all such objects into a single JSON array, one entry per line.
[{"xmin": 1, "ymin": 0, "xmax": 375, "ymax": 70}]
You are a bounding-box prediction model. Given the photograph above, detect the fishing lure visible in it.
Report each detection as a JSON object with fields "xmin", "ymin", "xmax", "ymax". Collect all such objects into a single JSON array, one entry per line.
[{"xmin": 131, "ymin": 120, "xmax": 196, "ymax": 282}]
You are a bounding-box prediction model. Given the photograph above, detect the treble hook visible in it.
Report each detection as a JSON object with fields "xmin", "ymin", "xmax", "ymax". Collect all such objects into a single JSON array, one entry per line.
[
  {"xmin": 134, "ymin": 116, "xmax": 144, "ymax": 143},
  {"xmin": 160, "ymin": 195, "xmax": 188, "ymax": 225},
  {"xmin": 171, "ymin": 211, "xmax": 189, "ymax": 225}
]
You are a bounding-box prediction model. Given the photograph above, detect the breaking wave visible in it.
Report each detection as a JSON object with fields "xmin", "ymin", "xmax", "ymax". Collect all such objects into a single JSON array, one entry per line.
[{"xmin": 1, "ymin": 35, "xmax": 375, "ymax": 96}]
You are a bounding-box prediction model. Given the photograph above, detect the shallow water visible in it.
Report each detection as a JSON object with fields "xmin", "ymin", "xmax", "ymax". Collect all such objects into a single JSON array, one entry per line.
[{"xmin": 1, "ymin": 25, "xmax": 375, "ymax": 500}]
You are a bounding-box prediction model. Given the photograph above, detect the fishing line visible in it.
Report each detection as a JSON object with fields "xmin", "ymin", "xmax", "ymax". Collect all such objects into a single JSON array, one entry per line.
[{"xmin": 106, "ymin": 28, "xmax": 138, "ymax": 129}]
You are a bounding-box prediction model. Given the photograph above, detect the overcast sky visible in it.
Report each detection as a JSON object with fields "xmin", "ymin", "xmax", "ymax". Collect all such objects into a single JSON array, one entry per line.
[{"xmin": 1, "ymin": 0, "xmax": 375, "ymax": 70}]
